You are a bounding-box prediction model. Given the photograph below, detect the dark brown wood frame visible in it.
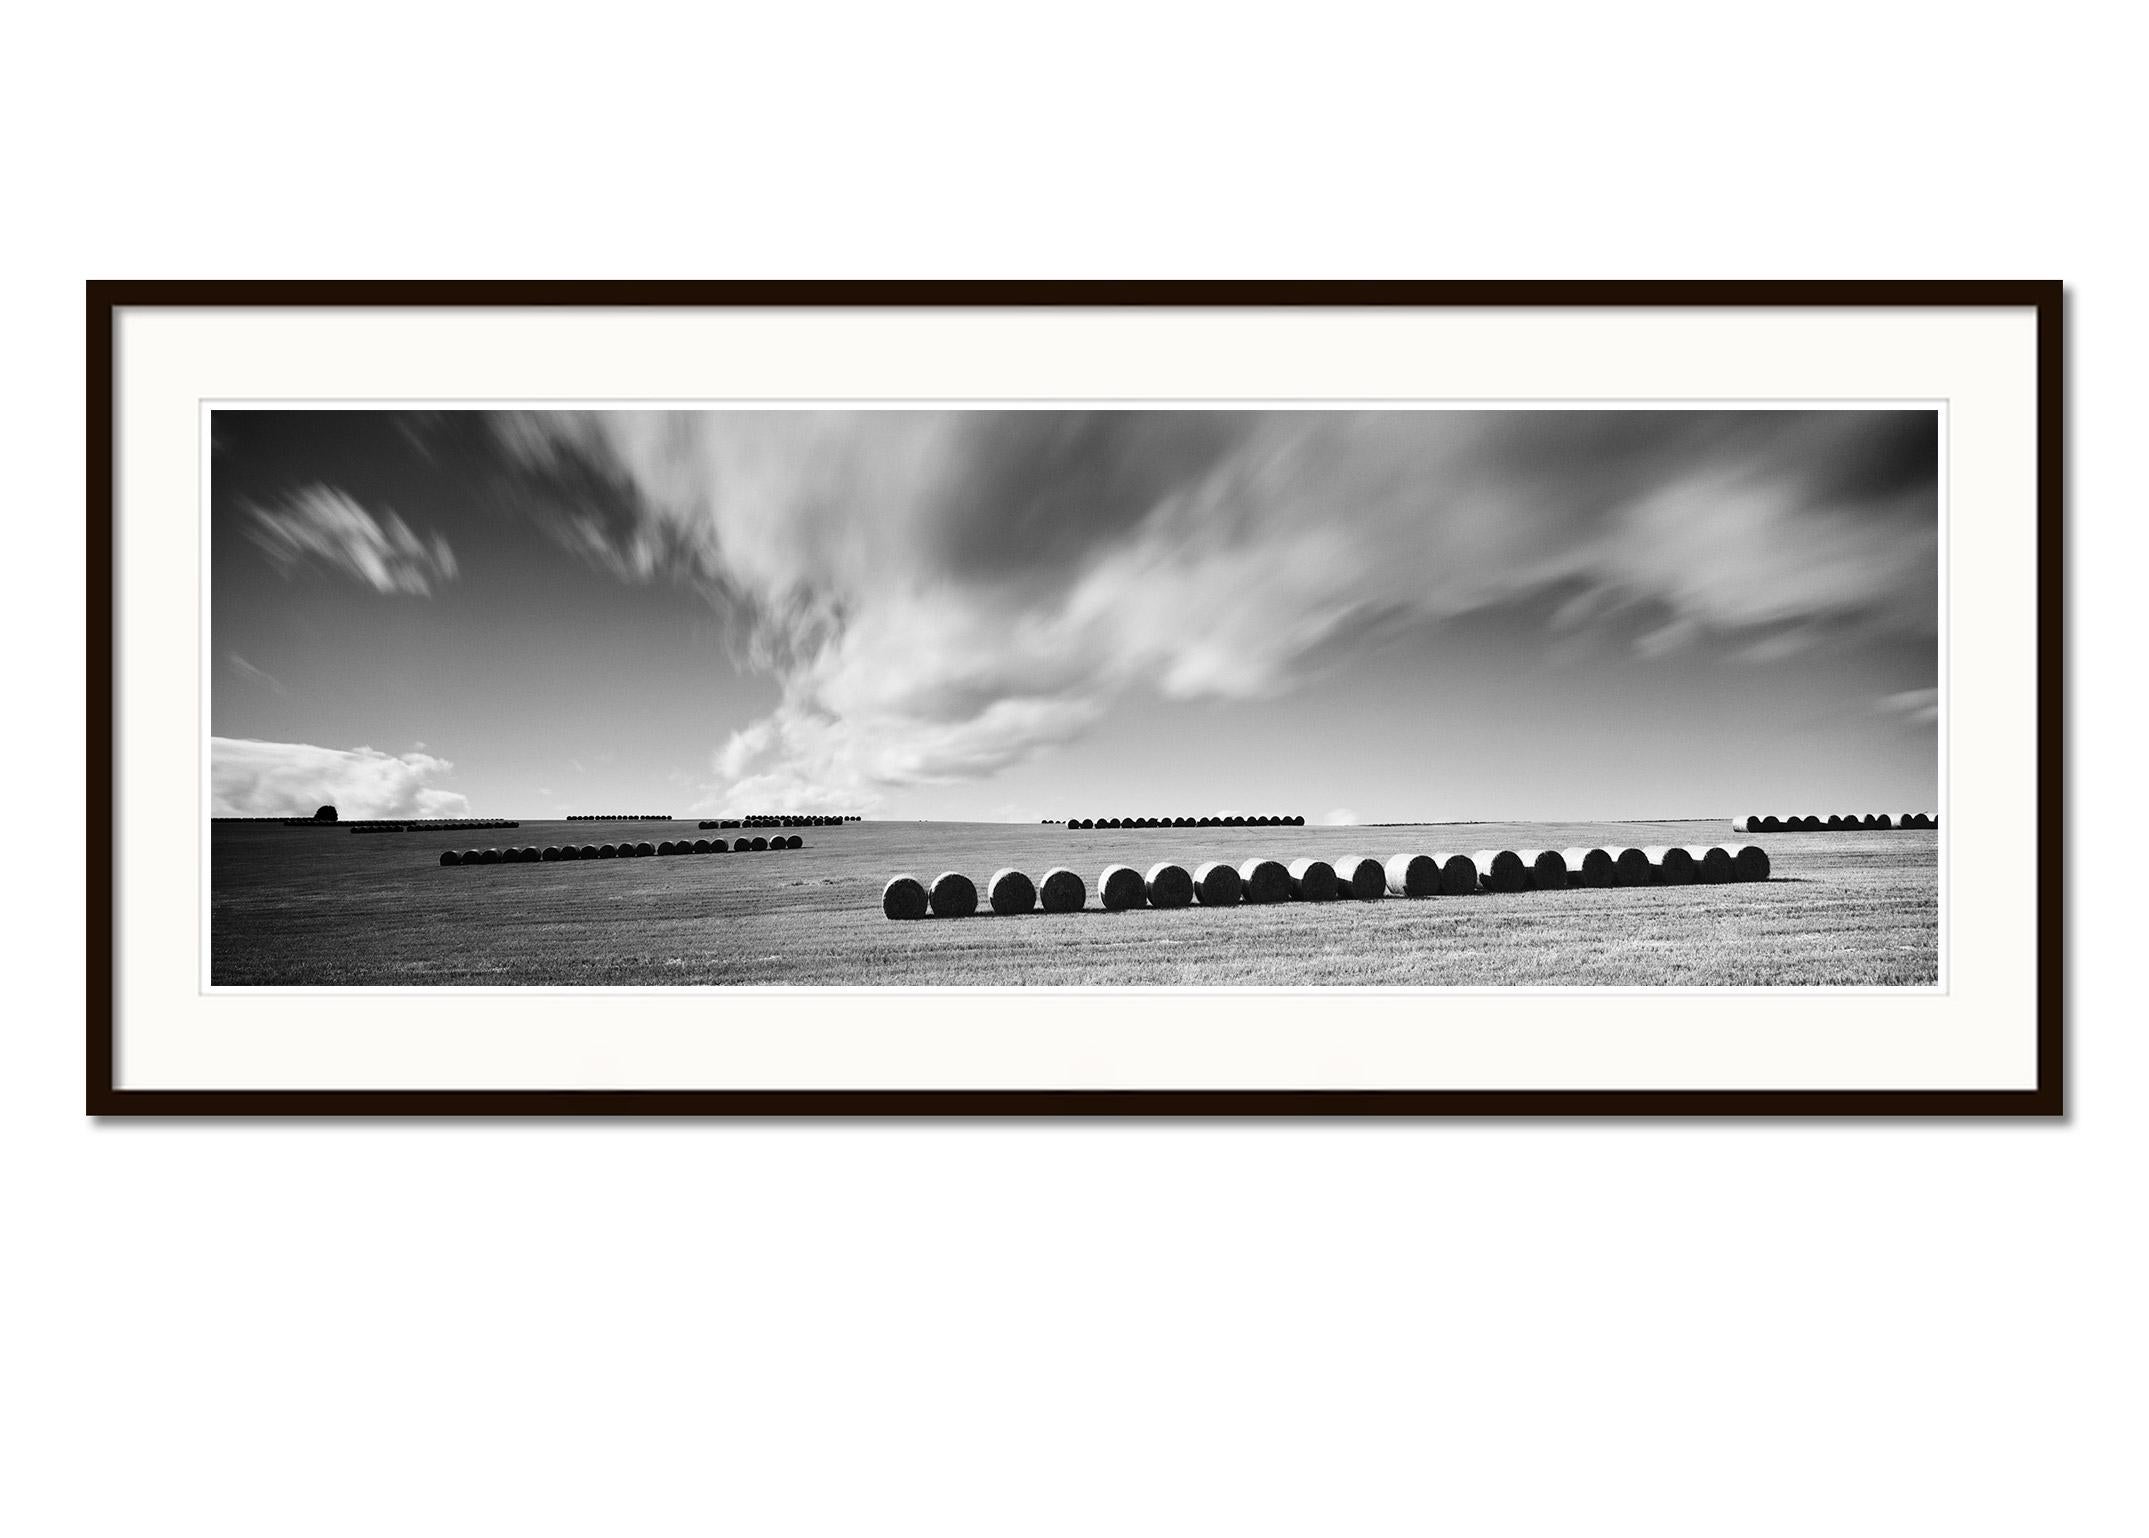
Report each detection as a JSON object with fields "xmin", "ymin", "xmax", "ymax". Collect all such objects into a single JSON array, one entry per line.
[{"xmin": 87, "ymin": 281, "xmax": 2065, "ymax": 1117}]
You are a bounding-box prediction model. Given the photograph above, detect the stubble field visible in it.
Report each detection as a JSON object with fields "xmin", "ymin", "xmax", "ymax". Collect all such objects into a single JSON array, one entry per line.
[{"xmin": 210, "ymin": 819, "xmax": 1939, "ymax": 987}]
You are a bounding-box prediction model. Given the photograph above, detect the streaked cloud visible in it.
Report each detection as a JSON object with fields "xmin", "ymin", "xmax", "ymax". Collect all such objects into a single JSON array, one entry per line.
[
  {"xmin": 226, "ymin": 652, "xmax": 285, "ymax": 694},
  {"xmin": 211, "ymin": 737, "xmax": 471, "ymax": 819},
  {"xmin": 495, "ymin": 410, "xmax": 1937, "ymax": 813},
  {"xmin": 245, "ymin": 484, "xmax": 459, "ymax": 596},
  {"xmin": 1874, "ymin": 686, "xmax": 1939, "ymax": 726}
]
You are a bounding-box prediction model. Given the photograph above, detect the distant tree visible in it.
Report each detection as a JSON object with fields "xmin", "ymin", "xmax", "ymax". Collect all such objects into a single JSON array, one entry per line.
[{"xmin": 313, "ymin": 804, "xmax": 339, "ymax": 823}]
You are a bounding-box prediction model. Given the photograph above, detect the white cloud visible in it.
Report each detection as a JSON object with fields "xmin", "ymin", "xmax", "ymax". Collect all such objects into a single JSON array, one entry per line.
[
  {"xmin": 211, "ymin": 737, "xmax": 471, "ymax": 819},
  {"xmin": 498, "ymin": 411, "xmax": 1936, "ymax": 813},
  {"xmin": 245, "ymin": 484, "xmax": 458, "ymax": 596},
  {"xmin": 1874, "ymin": 686, "xmax": 1939, "ymax": 726}
]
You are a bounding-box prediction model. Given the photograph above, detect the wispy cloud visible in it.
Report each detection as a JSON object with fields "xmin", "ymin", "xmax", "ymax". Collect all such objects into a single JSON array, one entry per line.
[
  {"xmin": 245, "ymin": 484, "xmax": 458, "ymax": 596},
  {"xmin": 226, "ymin": 652, "xmax": 285, "ymax": 694},
  {"xmin": 211, "ymin": 737, "xmax": 471, "ymax": 819},
  {"xmin": 1874, "ymin": 686, "xmax": 1939, "ymax": 726},
  {"xmin": 495, "ymin": 410, "xmax": 1937, "ymax": 813}
]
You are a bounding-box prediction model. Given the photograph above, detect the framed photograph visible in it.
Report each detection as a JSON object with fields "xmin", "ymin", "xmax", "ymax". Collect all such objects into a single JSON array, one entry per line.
[{"xmin": 91, "ymin": 281, "xmax": 2062, "ymax": 1115}]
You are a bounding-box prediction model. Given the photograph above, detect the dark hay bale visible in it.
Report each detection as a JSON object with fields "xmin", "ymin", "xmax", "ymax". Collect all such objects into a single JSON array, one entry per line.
[
  {"xmin": 1760, "ymin": 816, "xmax": 1782, "ymax": 831},
  {"xmin": 786, "ymin": 834, "xmax": 804, "ymax": 849},
  {"xmin": 1685, "ymin": 845, "xmax": 1736, "ymax": 883},
  {"xmin": 1145, "ymin": 862, "xmax": 1194, "ymax": 908},
  {"xmin": 1518, "ymin": 849, "xmax": 1569, "ymax": 890},
  {"xmin": 657, "ymin": 840, "xmax": 677, "ymax": 856},
  {"xmin": 1103, "ymin": 818, "xmax": 1120, "ymax": 829},
  {"xmin": 1875, "ymin": 816, "xmax": 1892, "ymax": 830},
  {"xmin": 542, "ymin": 846, "xmax": 561, "ymax": 861},
  {"xmin": 1099, "ymin": 864, "xmax": 1148, "ymax": 911},
  {"xmin": 749, "ymin": 836, "xmax": 769, "ymax": 851},
  {"xmin": 707, "ymin": 838, "xmax": 729, "ymax": 852},
  {"xmin": 988, "ymin": 867, "xmax": 1038, "ymax": 915},
  {"xmin": 461, "ymin": 849, "xmax": 482, "ymax": 865},
  {"xmin": 1860, "ymin": 814, "xmax": 1880, "ymax": 829},
  {"xmin": 1474, "ymin": 850, "xmax": 1527, "ymax": 894},
  {"xmin": 1236, "ymin": 858, "xmax": 1291, "ymax": 904},
  {"xmin": 480, "ymin": 848, "xmax": 503, "ymax": 865},
  {"xmin": 929, "ymin": 871, "xmax": 978, "ymax": 918},
  {"xmin": 597, "ymin": 844, "xmax": 617, "ymax": 858},
  {"xmin": 1287, "ymin": 858, "xmax": 1337, "ymax": 902},
  {"xmin": 1802, "ymin": 815, "xmax": 1824, "ymax": 831},
  {"xmin": 1384, "ymin": 852, "xmax": 1438, "ymax": 897},
  {"xmin": 557, "ymin": 844, "xmax": 581, "ymax": 861},
  {"xmin": 1611, "ymin": 848, "xmax": 1652, "ymax": 886},
  {"xmin": 579, "ymin": 845, "xmax": 599, "ymax": 860},
  {"xmin": 692, "ymin": 838, "xmax": 711, "ymax": 853},
  {"xmin": 1559, "ymin": 847, "xmax": 1614, "ymax": 887},
  {"xmin": 1039, "ymin": 867, "xmax": 1087, "ymax": 913},
  {"xmin": 1193, "ymin": 860, "xmax": 1243, "ymax": 905},
  {"xmin": 1334, "ymin": 856, "xmax": 1385, "ymax": 900},
  {"xmin": 1427, "ymin": 853, "xmax": 1478, "ymax": 895},
  {"xmin": 882, "ymin": 875, "xmax": 929, "ymax": 920},
  {"xmin": 439, "ymin": 849, "xmax": 461, "ymax": 866},
  {"xmin": 1915, "ymin": 813, "xmax": 1935, "ymax": 829},
  {"xmin": 1642, "ymin": 845, "xmax": 1697, "ymax": 884},
  {"xmin": 1733, "ymin": 816, "xmax": 1757, "ymax": 833},
  {"xmin": 1732, "ymin": 845, "xmax": 1771, "ymax": 882}
]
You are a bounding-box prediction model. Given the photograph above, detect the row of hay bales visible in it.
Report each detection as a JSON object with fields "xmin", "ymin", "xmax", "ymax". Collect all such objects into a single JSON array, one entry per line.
[
  {"xmin": 1067, "ymin": 814, "xmax": 1305, "ymax": 829},
  {"xmin": 701, "ymin": 815, "xmax": 851, "ymax": 828},
  {"xmin": 566, "ymin": 814, "xmax": 674, "ymax": 822},
  {"xmin": 883, "ymin": 843, "xmax": 1771, "ymax": 917},
  {"xmin": 441, "ymin": 835, "xmax": 804, "ymax": 866},
  {"xmin": 1734, "ymin": 813, "xmax": 1936, "ymax": 832}
]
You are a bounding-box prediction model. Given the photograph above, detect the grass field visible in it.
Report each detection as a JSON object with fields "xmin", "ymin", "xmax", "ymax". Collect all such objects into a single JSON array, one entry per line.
[{"xmin": 210, "ymin": 818, "xmax": 1938, "ymax": 986}]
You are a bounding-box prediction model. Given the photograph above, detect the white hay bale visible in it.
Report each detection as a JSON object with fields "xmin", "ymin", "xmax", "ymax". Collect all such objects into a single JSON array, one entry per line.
[
  {"xmin": 1145, "ymin": 862, "xmax": 1194, "ymax": 908},
  {"xmin": 1560, "ymin": 847, "xmax": 1615, "ymax": 887},
  {"xmin": 1039, "ymin": 867, "xmax": 1086, "ymax": 913},
  {"xmin": 988, "ymin": 868, "xmax": 1037, "ymax": 915},
  {"xmin": 929, "ymin": 871, "xmax": 978, "ymax": 918},
  {"xmin": 1611, "ymin": 848, "xmax": 1652, "ymax": 886},
  {"xmin": 1642, "ymin": 845, "xmax": 1698, "ymax": 884},
  {"xmin": 1732, "ymin": 845, "xmax": 1771, "ymax": 882},
  {"xmin": 1384, "ymin": 852, "xmax": 1437, "ymax": 897},
  {"xmin": 1193, "ymin": 861, "xmax": 1243, "ymax": 905},
  {"xmin": 1099, "ymin": 864, "xmax": 1147, "ymax": 911},
  {"xmin": 882, "ymin": 875, "xmax": 929, "ymax": 920},
  {"xmin": 1287, "ymin": 857, "xmax": 1337, "ymax": 901},
  {"xmin": 1474, "ymin": 849, "xmax": 1527, "ymax": 893},
  {"xmin": 1236, "ymin": 858, "xmax": 1291, "ymax": 904},
  {"xmin": 1333, "ymin": 856, "xmax": 1385, "ymax": 900},
  {"xmin": 1427, "ymin": 852, "xmax": 1479, "ymax": 895},
  {"xmin": 1684, "ymin": 845, "xmax": 1736, "ymax": 883},
  {"xmin": 1517, "ymin": 849, "xmax": 1569, "ymax": 890},
  {"xmin": 1733, "ymin": 816, "xmax": 1756, "ymax": 833}
]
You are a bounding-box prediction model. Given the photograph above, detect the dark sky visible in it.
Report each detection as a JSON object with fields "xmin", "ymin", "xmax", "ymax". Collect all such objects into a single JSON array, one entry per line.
[{"xmin": 209, "ymin": 408, "xmax": 1939, "ymax": 823}]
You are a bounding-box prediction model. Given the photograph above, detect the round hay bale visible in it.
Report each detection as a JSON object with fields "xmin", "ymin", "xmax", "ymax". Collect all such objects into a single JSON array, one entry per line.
[
  {"xmin": 1685, "ymin": 845, "xmax": 1736, "ymax": 883},
  {"xmin": 749, "ymin": 836, "xmax": 769, "ymax": 851},
  {"xmin": 1103, "ymin": 818, "xmax": 1119, "ymax": 829},
  {"xmin": 597, "ymin": 844, "xmax": 617, "ymax": 858},
  {"xmin": 928, "ymin": 871, "xmax": 978, "ymax": 918},
  {"xmin": 657, "ymin": 840, "xmax": 677, "ymax": 856},
  {"xmin": 1859, "ymin": 814, "xmax": 1879, "ymax": 830},
  {"xmin": 1038, "ymin": 867, "xmax": 1086, "ymax": 913},
  {"xmin": 707, "ymin": 838, "xmax": 729, "ymax": 853},
  {"xmin": 691, "ymin": 838, "xmax": 710, "ymax": 853},
  {"xmin": 578, "ymin": 845, "xmax": 599, "ymax": 860},
  {"xmin": 1145, "ymin": 862, "xmax": 1194, "ymax": 908},
  {"xmin": 1193, "ymin": 860, "xmax": 1243, "ymax": 905},
  {"xmin": 1916, "ymin": 813, "xmax": 1936, "ymax": 829},
  {"xmin": 1561, "ymin": 847, "xmax": 1615, "ymax": 887},
  {"xmin": 1733, "ymin": 816, "xmax": 1756, "ymax": 833},
  {"xmin": 787, "ymin": 834, "xmax": 804, "ymax": 849},
  {"xmin": 1759, "ymin": 816, "xmax": 1781, "ymax": 831},
  {"xmin": 627, "ymin": 841, "xmax": 649, "ymax": 857},
  {"xmin": 1427, "ymin": 853, "xmax": 1479, "ymax": 895},
  {"xmin": 480, "ymin": 848, "xmax": 503, "ymax": 865},
  {"xmin": 1098, "ymin": 864, "xmax": 1147, "ymax": 911},
  {"xmin": 988, "ymin": 867, "xmax": 1037, "ymax": 915},
  {"xmin": 439, "ymin": 849, "xmax": 461, "ymax": 867},
  {"xmin": 542, "ymin": 846, "xmax": 561, "ymax": 861},
  {"xmin": 1642, "ymin": 845, "xmax": 1697, "ymax": 884},
  {"xmin": 1286, "ymin": 857, "xmax": 1337, "ymax": 901},
  {"xmin": 1611, "ymin": 848, "xmax": 1652, "ymax": 886},
  {"xmin": 882, "ymin": 875, "xmax": 929, "ymax": 920},
  {"xmin": 1235, "ymin": 857, "xmax": 1291, "ymax": 904},
  {"xmin": 1383, "ymin": 852, "xmax": 1437, "ymax": 898},
  {"xmin": 1518, "ymin": 849, "xmax": 1569, "ymax": 890},
  {"xmin": 1474, "ymin": 849, "xmax": 1527, "ymax": 893},
  {"xmin": 1824, "ymin": 815, "xmax": 1844, "ymax": 829},
  {"xmin": 1334, "ymin": 856, "xmax": 1385, "ymax": 900},
  {"xmin": 1874, "ymin": 815, "xmax": 1893, "ymax": 830},
  {"xmin": 1732, "ymin": 845, "xmax": 1771, "ymax": 882},
  {"xmin": 460, "ymin": 849, "xmax": 481, "ymax": 865},
  {"xmin": 557, "ymin": 844, "xmax": 581, "ymax": 861}
]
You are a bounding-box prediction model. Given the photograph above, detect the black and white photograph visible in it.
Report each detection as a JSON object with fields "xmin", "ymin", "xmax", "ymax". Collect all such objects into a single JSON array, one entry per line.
[{"xmin": 209, "ymin": 404, "xmax": 1943, "ymax": 989}]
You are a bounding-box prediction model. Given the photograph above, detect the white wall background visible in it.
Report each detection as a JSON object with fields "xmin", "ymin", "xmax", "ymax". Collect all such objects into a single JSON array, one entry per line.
[{"xmin": 4, "ymin": 4, "xmax": 2141, "ymax": 1533}]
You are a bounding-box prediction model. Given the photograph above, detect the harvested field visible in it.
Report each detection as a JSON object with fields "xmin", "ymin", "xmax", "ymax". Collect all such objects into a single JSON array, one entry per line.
[{"xmin": 211, "ymin": 817, "xmax": 1939, "ymax": 986}]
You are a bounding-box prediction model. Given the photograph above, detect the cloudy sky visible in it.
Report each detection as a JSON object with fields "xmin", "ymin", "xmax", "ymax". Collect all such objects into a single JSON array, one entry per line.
[{"xmin": 209, "ymin": 408, "xmax": 1939, "ymax": 824}]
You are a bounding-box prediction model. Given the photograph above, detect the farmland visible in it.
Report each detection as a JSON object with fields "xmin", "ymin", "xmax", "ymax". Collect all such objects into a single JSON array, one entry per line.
[{"xmin": 210, "ymin": 819, "xmax": 1939, "ymax": 987}]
